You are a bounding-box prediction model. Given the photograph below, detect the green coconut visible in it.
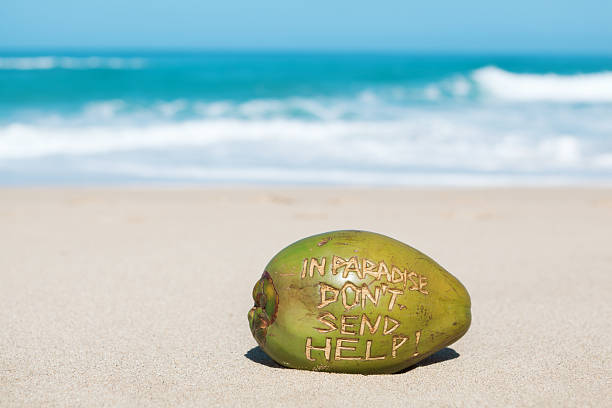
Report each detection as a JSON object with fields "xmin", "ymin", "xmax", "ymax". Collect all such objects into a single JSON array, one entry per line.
[{"xmin": 248, "ymin": 230, "xmax": 471, "ymax": 374}]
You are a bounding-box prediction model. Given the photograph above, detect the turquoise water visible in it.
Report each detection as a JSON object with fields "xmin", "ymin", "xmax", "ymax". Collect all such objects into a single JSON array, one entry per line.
[{"xmin": 1, "ymin": 51, "xmax": 612, "ymax": 185}]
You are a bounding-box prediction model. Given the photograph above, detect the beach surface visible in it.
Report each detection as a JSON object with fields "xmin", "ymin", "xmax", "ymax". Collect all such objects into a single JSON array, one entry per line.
[{"xmin": 1, "ymin": 188, "xmax": 610, "ymax": 407}]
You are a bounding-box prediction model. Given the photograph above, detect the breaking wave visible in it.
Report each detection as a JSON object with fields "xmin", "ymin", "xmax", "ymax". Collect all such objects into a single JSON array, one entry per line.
[
  {"xmin": 1, "ymin": 60, "xmax": 612, "ymax": 185},
  {"xmin": 1, "ymin": 102, "xmax": 611, "ymax": 185},
  {"xmin": 472, "ymin": 66, "xmax": 612, "ymax": 102}
]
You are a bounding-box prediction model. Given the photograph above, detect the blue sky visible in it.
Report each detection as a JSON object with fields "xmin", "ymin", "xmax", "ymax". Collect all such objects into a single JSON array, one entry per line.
[{"xmin": 1, "ymin": 0, "xmax": 611, "ymax": 53}]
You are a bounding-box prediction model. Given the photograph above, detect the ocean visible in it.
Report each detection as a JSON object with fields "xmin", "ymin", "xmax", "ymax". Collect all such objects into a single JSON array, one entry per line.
[{"xmin": 1, "ymin": 51, "xmax": 611, "ymax": 186}]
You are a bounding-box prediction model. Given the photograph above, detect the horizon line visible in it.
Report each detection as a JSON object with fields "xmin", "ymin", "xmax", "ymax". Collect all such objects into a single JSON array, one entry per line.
[{"xmin": 0, "ymin": 46, "xmax": 611, "ymax": 57}]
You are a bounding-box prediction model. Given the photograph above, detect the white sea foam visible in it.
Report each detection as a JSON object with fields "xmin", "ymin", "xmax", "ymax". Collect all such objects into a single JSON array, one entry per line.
[
  {"xmin": 83, "ymin": 163, "xmax": 606, "ymax": 186},
  {"xmin": 76, "ymin": 97, "xmax": 402, "ymax": 122},
  {"xmin": 1, "ymin": 109, "xmax": 610, "ymax": 177},
  {"xmin": 472, "ymin": 66, "xmax": 612, "ymax": 102},
  {"xmin": 0, "ymin": 56, "xmax": 146, "ymax": 70},
  {"xmin": 1, "ymin": 82, "xmax": 612, "ymax": 185}
]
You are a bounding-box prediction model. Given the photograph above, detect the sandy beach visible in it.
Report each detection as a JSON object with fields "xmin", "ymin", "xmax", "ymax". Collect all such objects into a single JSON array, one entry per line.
[{"xmin": 1, "ymin": 188, "xmax": 610, "ymax": 407}]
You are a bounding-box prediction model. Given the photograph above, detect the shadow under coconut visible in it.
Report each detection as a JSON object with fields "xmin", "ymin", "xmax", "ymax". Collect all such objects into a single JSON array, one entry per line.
[
  {"xmin": 244, "ymin": 346, "xmax": 459, "ymax": 373},
  {"xmin": 394, "ymin": 347, "xmax": 460, "ymax": 373},
  {"xmin": 245, "ymin": 346, "xmax": 285, "ymax": 368}
]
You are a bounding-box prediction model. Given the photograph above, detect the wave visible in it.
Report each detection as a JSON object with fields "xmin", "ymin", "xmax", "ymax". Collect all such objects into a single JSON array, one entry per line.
[
  {"xmin": 2, "ymin": 63, "xmax": 612, "ymax": 184},
  {"xmin": 82, "ymin": 163, "xmax": 610, "ymax": 186},
  {"xmin": 14, "ymin": 67, "xmax": 611, "ymax": 128},
  {"xmin": 472, "ymin": 66, "xmax": 612, "ymax": 102},
  {"xmin": 2, "ymin": 59, "xmax": 611, "ymax": 105},
  {"xmin": 2, "ymin": 113, "xmax": 611, "ymax": 173},
  {"xmin": 0, "ymin": 56, "xmax": 146, "ymax": 70},
  {"xmin": 4, "ymin": 95, "xmax": 439, "ymax": 124}
]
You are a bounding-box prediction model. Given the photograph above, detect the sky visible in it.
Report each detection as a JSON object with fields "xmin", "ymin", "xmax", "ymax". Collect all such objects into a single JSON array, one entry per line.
[{"xmin": 1, "ymin": 0, "xmax": 611, "ymax": 53}]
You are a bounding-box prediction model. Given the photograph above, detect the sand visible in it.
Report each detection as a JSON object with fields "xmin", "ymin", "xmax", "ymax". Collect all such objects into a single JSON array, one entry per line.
[{"xmin": 1, "ymin": 188, "xmax": 611, "ymax": 407}]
